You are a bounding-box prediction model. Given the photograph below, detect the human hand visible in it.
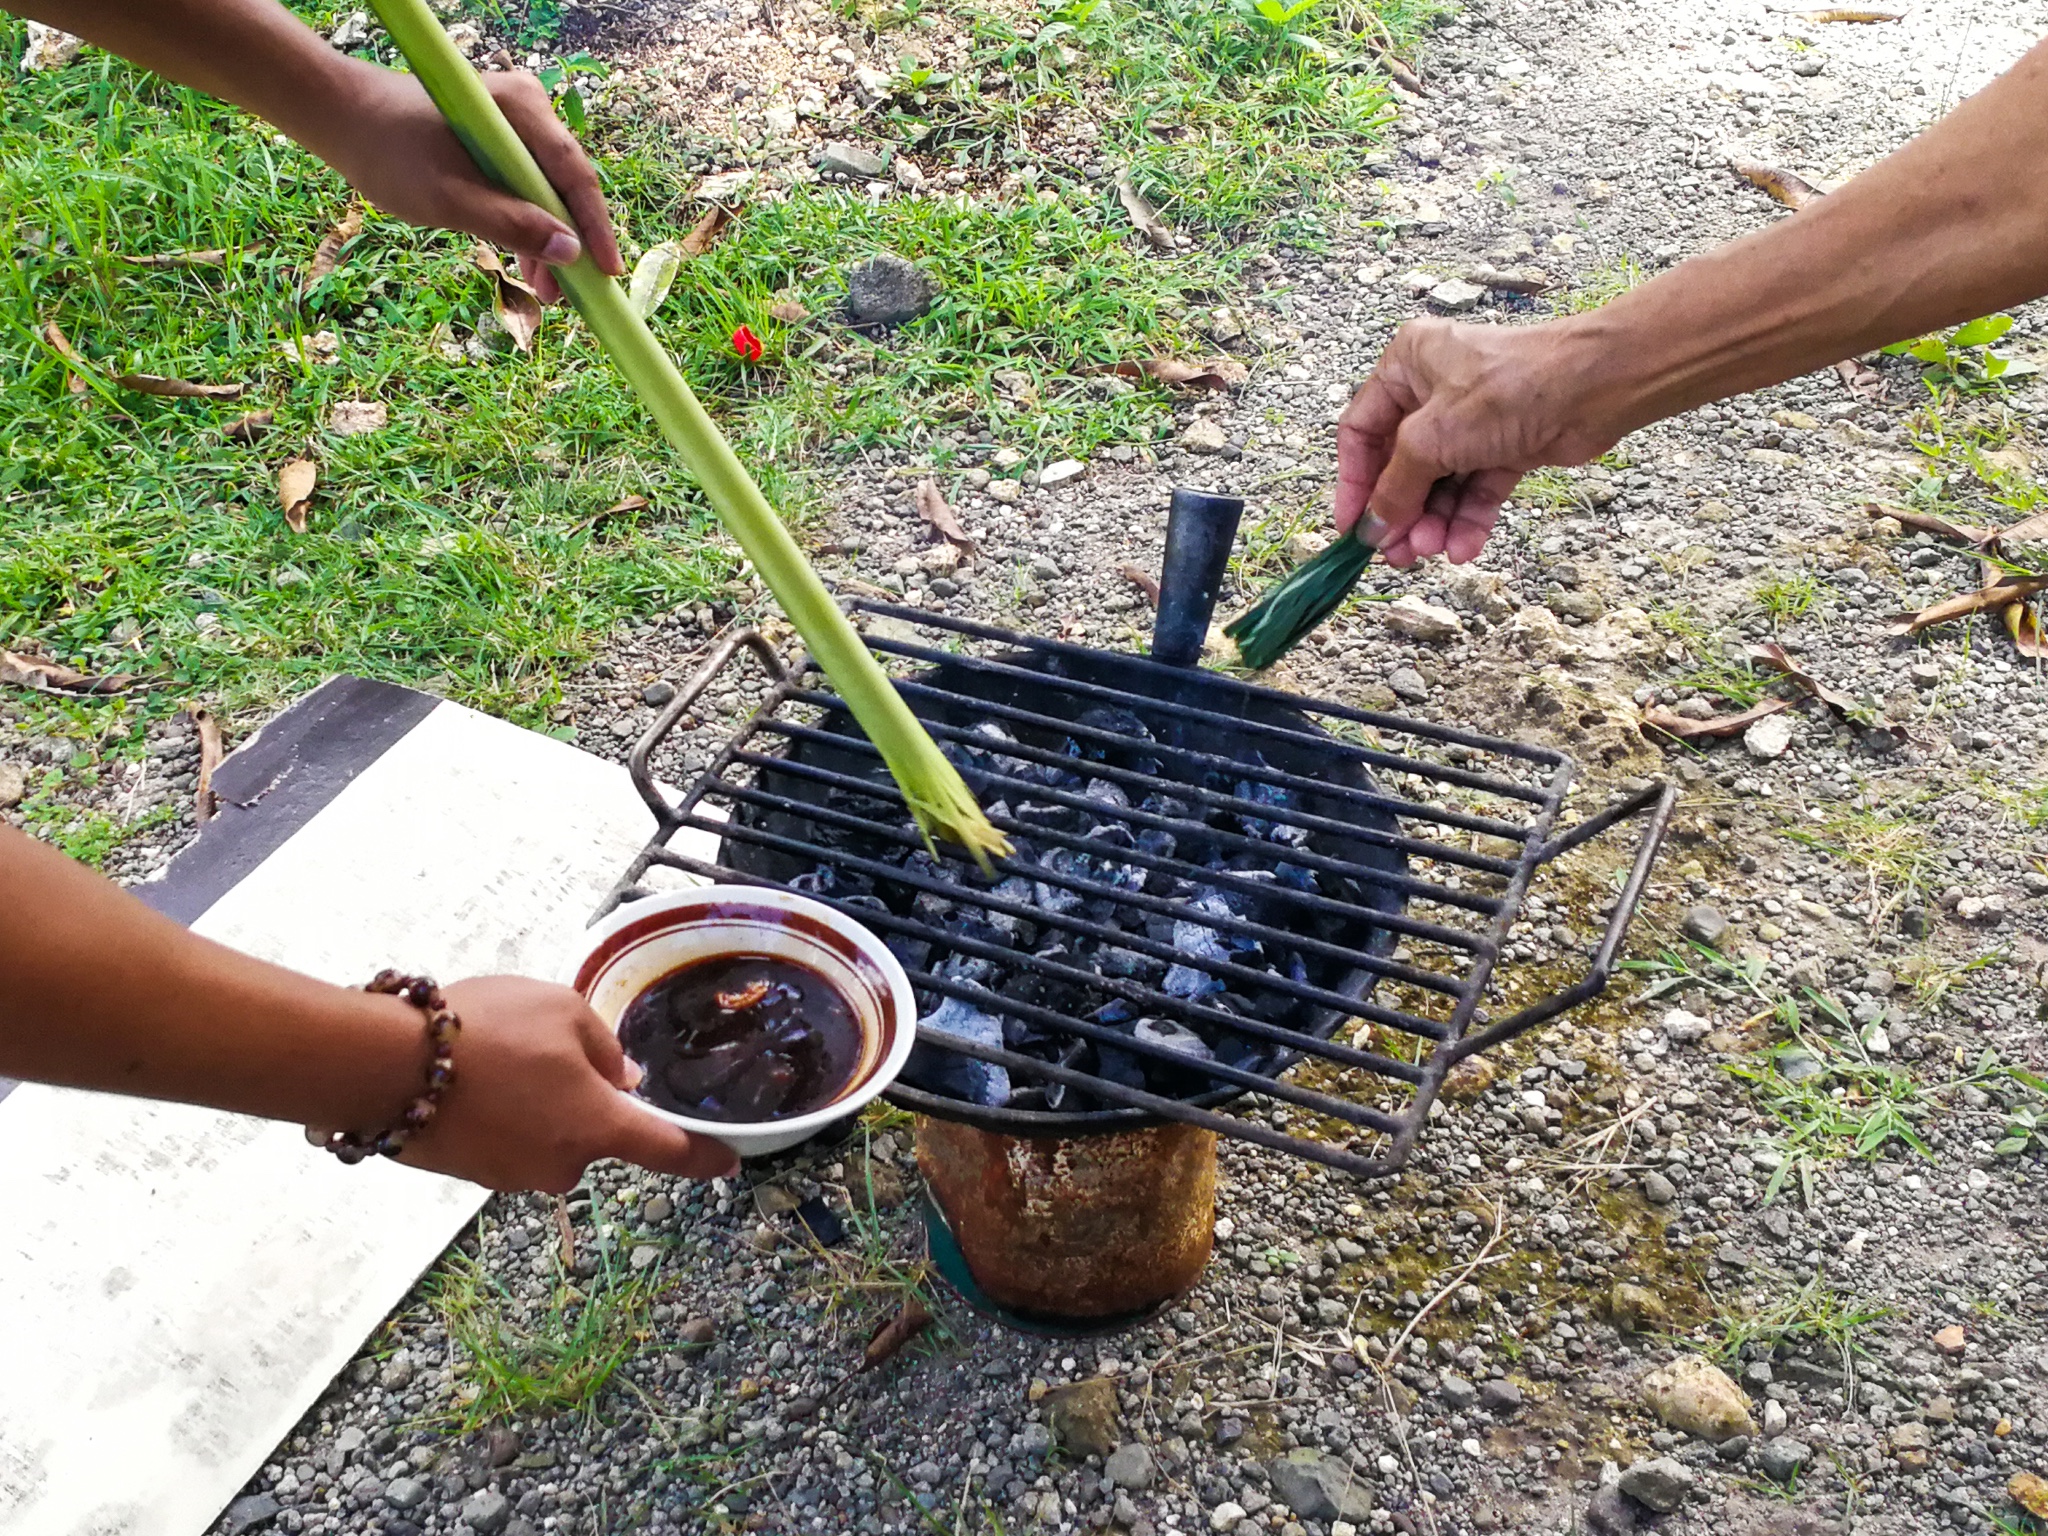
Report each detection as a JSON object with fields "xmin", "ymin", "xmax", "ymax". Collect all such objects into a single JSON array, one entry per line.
[
  {"xmin": 367, "ymin": 976, "xmax": 737, "ymax": 1192},
  {"xmin": 1335, "ymin": 315, "xmax": 1613, "ymax": 568},
  {"xmin": 311, "ymin": 62, "xmax": 624, "ymax": 303}
]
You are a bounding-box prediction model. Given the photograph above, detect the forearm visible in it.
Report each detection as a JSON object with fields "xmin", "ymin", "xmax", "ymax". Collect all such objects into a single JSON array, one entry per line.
[
  {"xmin": 0, "ymin": 824, "xmax": 425, "ymax": 1128},
  {"xmin": 1557, "ymin": 35, "xmax": 2048, "ymax": 450},
  {"xmin": 12, "ymin": 0, "xmax": 372, "ymax": 153}
]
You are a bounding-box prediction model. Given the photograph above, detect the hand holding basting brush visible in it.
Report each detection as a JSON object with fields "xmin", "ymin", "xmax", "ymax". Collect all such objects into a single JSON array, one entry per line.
[{"xmin": 363, "ymin": 0, "xmax": 1007, "ymax": 869}]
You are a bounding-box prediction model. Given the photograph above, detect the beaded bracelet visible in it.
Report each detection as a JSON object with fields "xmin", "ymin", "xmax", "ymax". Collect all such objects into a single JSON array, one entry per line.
[{"xmin": 319, "ymin": 971, "xmax": 461, "ymax": 1165}]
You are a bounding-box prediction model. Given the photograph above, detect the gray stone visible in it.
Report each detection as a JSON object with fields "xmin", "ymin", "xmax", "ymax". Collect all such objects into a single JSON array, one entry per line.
[
  {"xmin": 1439, "ymin": 1375, "xmax": 1478, "ymax": 1410},
  {"xmin": 1036, "ymin": 459, "xmax": 1086, "ymax": 487},
  {"xmin": 1478, "ymin": 1379, "xmax": 1524, "ymax": 1414},
  {"xmin": 1427, "ymin": 279, "xmax": 1485, "ymax": 312},
  {"xmin": 1743, "ymin": 713, "xmax": 1793, "ymax": 760},
  {"xmin": 1641, "ymin": 1171, "xmax": 1677, "ymax": 1205},
  {"xmin": 1017, "ymin": 1422, "xmax": 1053, "ymax": 1459},
  {"xmin": 641, "ymin": 680, "xmax": 676, "ymax": 708},
  {"xmin": 1680, "ymin": 905, "xmax": 1728, "ymax": 946},
  {"xmin": 1617, "ymin": 1457, "xmax": 1693, "ymax": 1513},
  {"xmin": 1180, "ymin": 418, "xmax": 1228, "ymax": 454},
  {"xmin": 1387, "ymin": 666, "xmax": 1430, "ymax": 703},
  {"xmin": 846, "ymin": 254, "xmax": 939, "ymax": 325},
  {"xmin": 384, "ymin": 1477, "xmax": 429, "ymax": 1511},
  {"xmin": 817, "ymin": 141, "xmax": 888, "ymax": 179},
  {"xmin": 1266, "ymin": 1449, "xmax": 1373, "ymax": 1521},
  {"xmin": 1757, "ymin": 1436, "xmax": 1810, "ymax": 1484},
  {"xmin": 1583, "ymin": 1484, "xmax": 1641, "ymax": 1535},
  {"xmin": 223, "ymin": 1493, "xmax": 282, "ymax": 1535},
  {"xmin": 641, "ymin": 1193, "xmax": 674, "ymax": 1223},
  {"xmin": 0, "ymin": 763, "xmax": 25, "ymax": 809},
  {"xmin": 378, "ymin": 1354, "xmax": 415, "ymax": 1391},
  {"xmin": 462, "ymin": 1488, "xmax": 512, "ymax": 1535},
  {"xmin": 1104, "ymin": 1442, "xmax": 1155, "ymax": 1490}
]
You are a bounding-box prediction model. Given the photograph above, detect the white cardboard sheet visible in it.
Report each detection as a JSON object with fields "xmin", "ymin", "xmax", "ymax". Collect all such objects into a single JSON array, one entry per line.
[{"xmin": 0, "ymin": 701, "xmax": 715, "ymax": 1536}]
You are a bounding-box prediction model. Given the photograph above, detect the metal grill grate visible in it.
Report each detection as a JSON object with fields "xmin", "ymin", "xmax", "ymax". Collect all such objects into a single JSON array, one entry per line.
[{"xmin": 597, "ymin": 603, "xmax": 1674, "ymax": 1178}]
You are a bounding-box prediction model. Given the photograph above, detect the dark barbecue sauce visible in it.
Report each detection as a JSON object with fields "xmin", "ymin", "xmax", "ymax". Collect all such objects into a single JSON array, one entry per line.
[{"xmin": 618, "ymin": 954, "xmax": 862, "ymax": 1123}]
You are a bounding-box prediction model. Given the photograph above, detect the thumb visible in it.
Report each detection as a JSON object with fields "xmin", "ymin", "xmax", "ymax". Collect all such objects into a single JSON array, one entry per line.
[
  {"xmin": 1368, "ymin": 411, "xmax": 1452, "ymax": 536},
  {"xmin": 598, "ymin": 1096, "xmax": 739, "ymax": 1180},
  {"xmin": 451, "ymin": 184, "xmax": 582, "ymax": 269}
]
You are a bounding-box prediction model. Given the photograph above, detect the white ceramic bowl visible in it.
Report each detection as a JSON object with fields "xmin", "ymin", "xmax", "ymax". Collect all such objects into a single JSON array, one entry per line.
[{"xmin": 570, "ymin": 886, "xmax": 917, "ymax": 1158}]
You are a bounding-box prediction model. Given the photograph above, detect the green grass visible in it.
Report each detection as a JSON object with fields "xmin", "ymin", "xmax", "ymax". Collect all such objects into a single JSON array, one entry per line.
[
  {"xmin": 13, "ymin": 761, "xmax": 175, "ymax": 863},
  {"xmin": 1703, "ymin": 1270, "xmax": 1889, "ymax": 1372},
  {"xmin": 430, "ymin": 1245, "xmax": 656, "ymax": 1429},
  {"xmin": 1784, "ymin": 807, "xmax": 1934, "ymax": 929},
  {"xmin": 1754, "ymin": 570, "xmax": 1822, "ymax": 629},
  {"xmin": 1549, "ymin": 255, "xmax": 1643, "ymax": 316}
]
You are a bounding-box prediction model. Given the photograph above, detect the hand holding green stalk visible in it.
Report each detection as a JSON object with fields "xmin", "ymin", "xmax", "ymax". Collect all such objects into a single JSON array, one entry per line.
[{"xmin": 364, "ymin": 0, "xmax": 1008, "ymax": 867}]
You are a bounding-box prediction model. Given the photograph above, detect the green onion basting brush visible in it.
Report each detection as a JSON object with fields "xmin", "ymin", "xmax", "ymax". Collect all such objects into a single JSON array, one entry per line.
[
  {"xmin": 1222, "ymin": 533, "xmax": 1375, "ymax": 672},
  {"xmin": 365, "ymin": 0, "xmax": 1007, "ymax": 868}
]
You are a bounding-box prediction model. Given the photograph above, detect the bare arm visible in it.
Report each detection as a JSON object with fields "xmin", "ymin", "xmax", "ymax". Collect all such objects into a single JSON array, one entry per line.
[
  {"xmin": 1339, "ymin": 35, "xmax": 2048, "ymax": 566},
  {"xmin": 0, "ymin": 824, "xmax": 734, "ymax": 1190},
  {"xmin": 10, "ymin": 0, "xmax": 624, "ymax": 301}
]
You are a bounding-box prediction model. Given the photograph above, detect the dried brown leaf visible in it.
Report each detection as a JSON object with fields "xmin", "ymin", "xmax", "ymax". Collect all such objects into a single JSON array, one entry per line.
[
  {"xmin": 1729, "ymin": 160, "xmax": 1824, "ymax": 209},
  {"xmin": 2002, "ymin": 595, "xmax": 2048, "ymax": 659},
  {"xmin": 1887, "ymin": 577, "xmax": 2048, "ymax": 635},
  {"xmin": 1640, "ymin": 697, "xmax": 1790, "ymax": 742},
  {"xmin": 1379, "ymin": 54, "xmax": 1425, "ymax": 93},
  {"xmin": 914, "ymin": 478, "xmax": 974, "ymax": 551},
  {"xmin": 573, "ymin": 494, "xmax": 652, "ymax": 535},
  {"xmin": 304, "ymin": 201, "xmax": 364, "ymax": 294},
  {"xmin": 1102, "ymin": 357, "xmax": 1250, "ymax": 391},
  {"xmin": 767, "ymin": 299, "xmax": 810, "ymax": 324},
  {"xmin": 42, "ymin": 320, "xmax": 92, "ymax": 395},
  {"xmin": 1865, "ymin": 501, "xmax": 1992, "ymax": 546},
  {"xmin": 1834, "ymin": 357, "xmax": 1889, "ymax": 401},
  {"xmin": 278, "ymin": 456, "xmax": 318, "ymax": 534},
  {"xmin": 473, "ymin": 244, "xmax": 542, "ymax": 354},
  {"xmin": 679, "ymin": 202, "xmax": 734, "ymax": 257},
  {"xmin": 118, "ymin": 247, "xmax": 233, "ymax": 268},
  {"xmin": 224, "ymin": 408, "xmax": 274, "ymax": 442},
  {"xmin": 1749, "ymin": 641, "xmax": 1857, "ymax": 716},
  {"xmin": 861, "ymin": 1296, "xmax": 932, "ymax": 1370},
  {"xmin": 114, "ymin": 372, "xmax": 246, "ymax": 400},
  {"xmin": 1119, "ymin": 564, "xmax": 1161, "ymax": 609},
  {"xmin": 187, "ymin": 706, "xmax": 224, "ymax": 823},
  {"xmin": 0, "ymin": 648, "xmax": 137, "ymax": 696},
  {"xmin": 1115, "ymin": 174, "xmax": 1175, "ymax": 252},
  {"xmin": 1802, "ymin": 8, "xmax": 1902, "ymax": 20},
  {"xmin": 2012, "ymin": 1471, "xmax": 2048, "ymax": 1520},
  {"xmin": 1989, "ymin": 511, "xmax": 2048, "ymax": 551}
]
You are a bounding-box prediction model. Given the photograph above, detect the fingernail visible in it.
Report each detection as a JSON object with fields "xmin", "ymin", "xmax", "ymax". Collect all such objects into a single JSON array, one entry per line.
[
  {"xmin": 1361, "ymin": 515, "xmax": 1392, "ymax": 548},
  {"xmin": 540, "ymin": 230, "xmax": 581, "ymax": 266},
  {"xmin": 621, "ymin": 1058, "xmax": 644, "ymax": 1090}
]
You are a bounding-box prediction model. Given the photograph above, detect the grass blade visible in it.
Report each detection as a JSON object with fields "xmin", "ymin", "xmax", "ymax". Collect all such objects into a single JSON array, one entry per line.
[{"xmin": 1222, "ymin": 533, "xmax": 1374, "ymax": 670}]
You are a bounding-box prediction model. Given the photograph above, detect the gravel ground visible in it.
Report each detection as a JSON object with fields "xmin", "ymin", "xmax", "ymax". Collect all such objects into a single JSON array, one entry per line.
[{"xmin": 9, "ymin": 1, "xmax": 2048, "ymax": 1534}]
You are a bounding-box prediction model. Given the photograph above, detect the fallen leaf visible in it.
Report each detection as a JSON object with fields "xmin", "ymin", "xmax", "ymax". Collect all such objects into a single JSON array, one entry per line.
[
  {"xmin": 1866, "ymin": 501, "xmax": 1992, "ymax": 546},
  {"xmin": 0, "ymin": 648, "xmax": 136, "ymax": 696},
  {"xmin": 327, "ymin": 400, "xmax": 388, "ymax": 437},
  {"xmin": 473, "ymin": 245, "xmax": 542, "ymax": 353},
  {"xmin": 281, "ymin": 330, "xmax": 342, "ymax": 368},
  {"xmin": 1748, "ymin": 642, "xmax": 1857, "ymax": 716},
  {"xmin": 186, "ymin": 706, "xmax": 224, "ymax": 823},
  {"xmin": 278, "ymin": 457, "xmax": 318, "ymax": 533},
  {"xmin": 223, "ymin": 409, "xmax": 274, "ymax": 441},
  {"xmin": 1379, "ymin": 53, "xmax": 1424, "ymax": 93},
  {"xmin": 1101, "ymin": 357, "xmax": 1250, "ymax": 391},
  {"xmin": 861, "ymin": 1296, "xmax": 932, "ymax": 1369},
  {"xmin": 2002, "ymin": 592, "xmax": 2048, "ymax": 659},
  {"xmin": 1115, "ymin": 173, "xmax": 1175, "ymax": 252},
  {"xmin": 914, "ymin": 478, "xmax": 974, "ymax": 551},
  {"xmin": 2012, "ymin": 1471, "xmax": 2048, "ymax": 1520},
  {"xmin": 1730, "ymin": 160, "xmax": 1824, "ymax": 209},
  {"xmin": 678, "ymin": 202, "xmax": 734, "ymax": 258},
  {"xmin": 1119, "ymin": 564, "xmax": 1161, "ymax": 608},
  {"xmin": 572, "ymin": 494, "xmax": 652, "ymax": 534},
  {"xmin": 768, "ymin": 299, "xmax": 810, "ymax": 324},
  {"xmin": 41, "ymin": 320, "xmax": 91, "ymax": 395},
  {"xmin": 628, "ymin": 240, "xmax": 684, "ymax": 318},
  {"xmin": 114, "ymin": 372, "xmax": 246, "ymax": 400},
  {"xmin": 552, "ymin": 1195, "xmax": 576, "ymax": 1268},
  {"xmin": 1834, "ymin": 357, "xmax": 1889, "ymax": 401},
  {"xmin": 303, "ymin": 201, "xmax": 364, "ymax": 294},
  {"xmin": 1888, "ymin": 577, "xmax": 2048, "ymax": 635},
  {"xmin": 1641, "ymin": 697, "xmax": 1790, "ymax": 741},
  {"xmin": 1802, "ymin": 7, "xmax": 1902, "ymax": 20},
  {"xmin": 117, "ymin": 247, "xmax": 238, "ymax": 268}
]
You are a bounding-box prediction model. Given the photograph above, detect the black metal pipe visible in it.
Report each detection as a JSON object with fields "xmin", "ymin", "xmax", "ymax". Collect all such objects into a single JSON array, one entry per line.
[{"xmin": 1152, "ymin": 487, "xmax": 1245, "ymax": 668}]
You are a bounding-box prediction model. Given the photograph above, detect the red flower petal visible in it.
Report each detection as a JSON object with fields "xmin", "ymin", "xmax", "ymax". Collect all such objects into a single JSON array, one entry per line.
[{"xmin": 731, "ymin": 324, "xmax": 763, "ymax": 362}]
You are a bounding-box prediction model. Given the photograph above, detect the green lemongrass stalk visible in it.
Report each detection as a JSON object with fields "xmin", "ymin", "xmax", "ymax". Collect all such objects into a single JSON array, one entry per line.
[
  {"xmin": 1222, "ymin": 534, "xmax": 1375, "ymax": 671},
  {"xmin": 366, "ymin": 0, "xmax": 1006, "ymax": 867}
]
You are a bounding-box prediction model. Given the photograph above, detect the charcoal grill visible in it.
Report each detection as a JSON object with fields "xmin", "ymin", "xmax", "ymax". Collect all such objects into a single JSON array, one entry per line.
[{"xmin": 593, "ymin": 492, "xmax": 1675, "ymax": 1186}]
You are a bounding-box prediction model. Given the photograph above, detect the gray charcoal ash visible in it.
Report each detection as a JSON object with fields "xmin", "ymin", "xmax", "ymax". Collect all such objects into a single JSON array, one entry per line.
[
  {"xmin": 1132, "ymin": 1018, "xmax": 1215, "ymax": 1062},
  {"xmin": 905, "ymin": 995, "xmax": 1011, "ymax": 1106},
  {"xmin": 1014, "ymin": 800, "xmax": 1083, "ymax": 832},
  {"xmin": 1084, "ymin": 778, "xmax": 1130, "ymax": 810},
  {"xmin": 1099, "ymin": 946, "xmax": 1165, "ymax": 981},
  {"xmin": 1085, "ymin": 822, "xmax": 1137, "ymax": 851}
]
